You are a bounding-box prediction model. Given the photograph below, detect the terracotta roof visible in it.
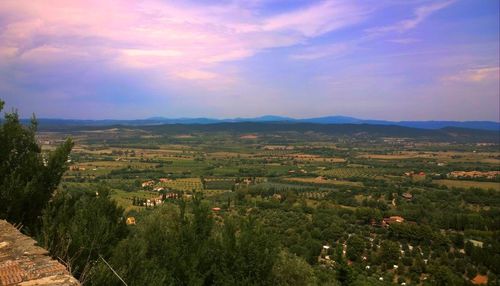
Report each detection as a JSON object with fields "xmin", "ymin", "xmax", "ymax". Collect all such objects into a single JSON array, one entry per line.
[
  {"xmin": 471, "ymin": 274, "xmax": 488, "ymax": 285},
  {"xmin": 383, "ymin": 216, "xmax": 405, "ymax": 224},
  {"xmin": 0, "ymin": 220, "xmax": 79, "ymax": 285},
  {"xmin": 402, "ymin": 193, "xmax": 413, "ymax": 199}
]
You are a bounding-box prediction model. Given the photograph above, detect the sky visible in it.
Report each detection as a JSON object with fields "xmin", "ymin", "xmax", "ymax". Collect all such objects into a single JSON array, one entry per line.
[{"xmin": 0, "ymin": 0, "xmax": 499, "ymax": 120}]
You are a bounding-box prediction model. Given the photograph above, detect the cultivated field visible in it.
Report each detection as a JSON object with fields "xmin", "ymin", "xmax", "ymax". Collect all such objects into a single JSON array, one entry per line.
[{"xmin": 433, "ymin": 179, "xmax": 500, "ymax": 191}]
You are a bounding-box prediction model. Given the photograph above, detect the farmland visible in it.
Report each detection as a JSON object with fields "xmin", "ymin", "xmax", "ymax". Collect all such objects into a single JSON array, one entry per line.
[
  {"xmin": 433, "ymin": 179, "xmax": 500, "ymax": 191},
  {"xmin": 35, "ymin": 123, "xmax": 500, "ymax": 285}
]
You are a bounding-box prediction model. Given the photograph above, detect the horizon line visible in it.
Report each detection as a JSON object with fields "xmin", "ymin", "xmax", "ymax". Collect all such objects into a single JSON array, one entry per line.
[{"xmin": 15, "ymin": 115, "xmax": 500, "ymax": 123}]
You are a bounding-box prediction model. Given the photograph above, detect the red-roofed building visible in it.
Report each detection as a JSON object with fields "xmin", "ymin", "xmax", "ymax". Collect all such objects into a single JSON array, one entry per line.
[
  {"xmin": 382, "ymin": 216, "xmax": 405, "ymax": 227},
  {"xmin": 471, "ymin": 274, "xmax": 488, "ymax": 285}
]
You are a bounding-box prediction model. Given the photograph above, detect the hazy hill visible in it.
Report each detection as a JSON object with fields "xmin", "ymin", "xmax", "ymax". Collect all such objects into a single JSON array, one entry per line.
[
  {"xmin": 37, "ymin": 122, "xmax": 499, "ymax": 143},
  {"xmin": 25, "ymin": 116, "xmax": 500, "ymax": 131}
]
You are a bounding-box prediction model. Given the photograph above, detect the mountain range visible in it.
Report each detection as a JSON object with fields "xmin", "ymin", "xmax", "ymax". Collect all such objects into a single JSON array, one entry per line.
[{"xmin": 27, "ymin": 115, "xmax": 500, "ymax": 131}]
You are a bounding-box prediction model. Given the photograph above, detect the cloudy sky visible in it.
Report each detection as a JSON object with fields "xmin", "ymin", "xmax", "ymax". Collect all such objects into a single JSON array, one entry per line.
[{"xmin": 0, "ymin": 0, "xmax": 498, "ymax": 120}]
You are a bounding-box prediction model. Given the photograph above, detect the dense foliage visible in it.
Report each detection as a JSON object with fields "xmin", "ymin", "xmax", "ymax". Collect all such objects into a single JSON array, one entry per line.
[
  {"xmin": 40, "ymin": 187, "xmax": 127, "ymax": 282},
  {"xmin": 0, "ymin": 99, "xmax": 73, "ymax": 233},
  {"xmin": 90, "ymin": 197, "xmax": 283, "ymax": 285}
]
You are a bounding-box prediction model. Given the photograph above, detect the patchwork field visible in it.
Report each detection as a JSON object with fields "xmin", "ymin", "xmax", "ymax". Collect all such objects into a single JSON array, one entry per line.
[
  {"xmin": 318, "ymin": 167, "xmax": 399, "ymax": 179},
  {"xmin": 285, "ymin": 177, "xmax": 363, "ymax": 187},
  {"xmin": 158, "ymin": 178, "xmax": 203, "ymax": 192},
  {"xmin": 433, "ymin": 179, "xmax": 500, "ymax": 191}
]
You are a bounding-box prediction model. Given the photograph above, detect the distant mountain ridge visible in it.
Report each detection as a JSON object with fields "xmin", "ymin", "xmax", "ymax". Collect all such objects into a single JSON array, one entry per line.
[
  {"xmin": 23, "ymin": 115, "xmax": 500, "ymax": 131},
  {"xmin": 36, "ymin": 121, "xmax": 499, "ymax": 143},
  {"xmin": 298, "ymin": 116, "xmax": 500, "ymax": 131}
]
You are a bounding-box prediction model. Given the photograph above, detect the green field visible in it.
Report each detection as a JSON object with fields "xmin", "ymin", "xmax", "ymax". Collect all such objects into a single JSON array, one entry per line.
[
  {"xmin": 434, "ymin": 179, "xmax": 500, "ymax": 191},
  {"xmin": 318, "ymin": 167, "xmax": 400, "ymax": 179}
]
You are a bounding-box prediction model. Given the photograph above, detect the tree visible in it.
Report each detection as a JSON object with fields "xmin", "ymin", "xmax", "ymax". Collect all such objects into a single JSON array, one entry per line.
[
  {"xmin": 211, "ymin": 216, "xmax": 279, "ymax": 285},
  {"xmin": 101, "ymin": 195, "xmax": 217, "ymax": 285},
  {"xmin": 90, "ymin": 199, "xmax": 281, "ymax": 286},
  {"xmin": 272, "ymin": 250, "xmax": 317, "ymax": 286},
  {"xmin": 429, "ymin": 265, "xmax": 466, "ymax": 286},
  {"xmin": 0, "ymin": 99, "xmax": 73, "ymax": 233},
  {"xmin": 40, "ymin": 187, "xmax": 127, "ymax": 282},
  {"xmin": 336, "ymin": 260, "xmax": 354, "ymax": 286},
  {"xmin": 379, "ymin": 240, "xmax": 400, "ymax": 266},
  {"xmin": 346, "ymin": 235, "xmax": 365, "ymax": 262}
]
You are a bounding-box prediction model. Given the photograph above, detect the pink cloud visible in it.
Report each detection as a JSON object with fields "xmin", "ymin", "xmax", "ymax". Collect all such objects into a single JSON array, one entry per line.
[
  {"xmin": 387, "ymin": 38, "xmax": 420, "ymax": 44},
  {"xmin": 366, "ymin": 0, "xmax": 455, "ymax": 36},
  {"xmin": 0, "ymin": 0, "xmax": 370, "ymax": 83},
  {"xmin": 290, "ymin": 43, "xmax": 350, "ymax": 60},
  {"xmin": 263, "ymin": 1, "xmax": 369, "ymax": 37},
  {"xmin": 442, "ymin": 66, "xmax": 500, "ymax": 83},
  {"xmin": 173, "ymin": 70, "xmax": 218, "ymax": 81}
]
